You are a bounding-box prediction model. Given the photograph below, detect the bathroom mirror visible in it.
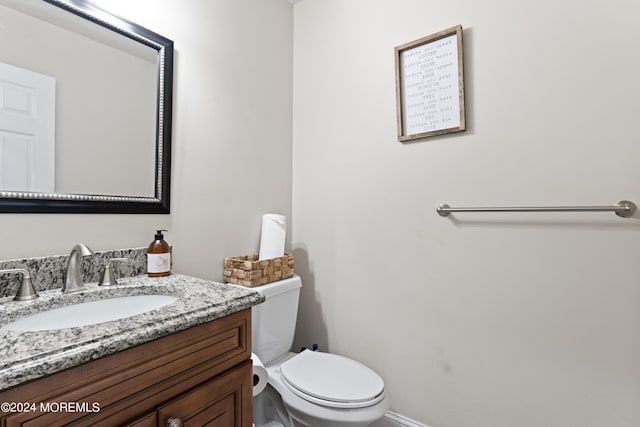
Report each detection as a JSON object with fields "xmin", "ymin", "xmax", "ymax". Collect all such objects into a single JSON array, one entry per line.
[{"xmin": 0, "ymin": 0, "xmax": 173, "ymax": 213}]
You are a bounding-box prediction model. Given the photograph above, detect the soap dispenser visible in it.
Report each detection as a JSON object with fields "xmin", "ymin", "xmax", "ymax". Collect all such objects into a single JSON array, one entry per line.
[{"xmin": 147, "ymin": 229, "xmax": 171, "ymax": 277}]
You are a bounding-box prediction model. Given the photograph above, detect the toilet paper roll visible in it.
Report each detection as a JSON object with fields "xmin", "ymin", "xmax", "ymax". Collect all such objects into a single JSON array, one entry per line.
[
  {"xmin": 252, "ymin": 352, "xmax": 268, "ymax": 397},
  {"xmin": 258, "ymin": 214, "xmax": 286, "ymax": 260}
]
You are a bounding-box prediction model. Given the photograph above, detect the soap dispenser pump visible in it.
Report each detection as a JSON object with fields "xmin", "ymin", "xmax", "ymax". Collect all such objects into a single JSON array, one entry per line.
[{"xmin": 147, "ymin": 229, "xmax": 171, "ymax": 277}]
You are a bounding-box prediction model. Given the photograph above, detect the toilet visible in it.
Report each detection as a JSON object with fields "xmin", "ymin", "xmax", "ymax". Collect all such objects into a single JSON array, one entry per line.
[{"xmin": 249, "ymin": 275, "xmax": 390, "ymax": 427}]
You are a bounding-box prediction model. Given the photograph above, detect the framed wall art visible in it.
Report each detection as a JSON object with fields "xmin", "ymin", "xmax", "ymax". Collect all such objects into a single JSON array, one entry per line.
[{"xmin": 395, "ymin": 25, "xmax": 465, "ymax": 142}]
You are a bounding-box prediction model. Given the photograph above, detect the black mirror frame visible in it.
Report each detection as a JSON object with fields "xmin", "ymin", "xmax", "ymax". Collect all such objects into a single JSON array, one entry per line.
[{"xmin": 0, "ymin": 0, "xmax": 173, "ymax": 214}]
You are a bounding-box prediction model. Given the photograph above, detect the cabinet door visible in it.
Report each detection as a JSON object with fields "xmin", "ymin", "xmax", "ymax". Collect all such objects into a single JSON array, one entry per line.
[
  {"xmin": 126, "ymin": 412, "xmax": 157, "ymax": 427},
  {"xmin": 157, "ymin": 360, "xmax": 252, "ymax": 427}
]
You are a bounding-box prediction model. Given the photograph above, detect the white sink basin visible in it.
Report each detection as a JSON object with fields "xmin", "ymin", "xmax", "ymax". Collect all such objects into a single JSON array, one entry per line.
[{"xmin": 1, "ymin": 295, "xmax": 179, "ymax": 331}]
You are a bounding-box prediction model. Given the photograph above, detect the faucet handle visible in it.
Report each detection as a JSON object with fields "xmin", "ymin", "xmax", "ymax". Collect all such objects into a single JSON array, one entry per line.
[
  {"xmin": 98, "ymin": 258, "xmax": 129, "ymax": 287},
  {"xmin": 0, "ymin": 268, "xmax": 39, "ymax": 301}
]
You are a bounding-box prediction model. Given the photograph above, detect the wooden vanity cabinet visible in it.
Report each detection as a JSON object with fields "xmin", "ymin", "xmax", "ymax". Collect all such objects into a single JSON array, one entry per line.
[{"xmin": 0, "ymin": 309, "xmax": 253, "ymax": 427}]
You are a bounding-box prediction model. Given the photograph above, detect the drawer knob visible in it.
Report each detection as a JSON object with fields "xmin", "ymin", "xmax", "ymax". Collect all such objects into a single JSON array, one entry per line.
[{"xmin": 167, "ymin": 418, "xmax": 183, "ymax": 427}]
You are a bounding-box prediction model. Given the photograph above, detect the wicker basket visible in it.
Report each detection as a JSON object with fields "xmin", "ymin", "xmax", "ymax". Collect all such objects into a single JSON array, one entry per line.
[{"xmin": 223, "ymin": 254, "xmax": 294, "ymax": 287}]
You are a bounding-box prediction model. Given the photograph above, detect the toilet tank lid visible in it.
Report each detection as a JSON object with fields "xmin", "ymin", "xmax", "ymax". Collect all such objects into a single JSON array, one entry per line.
[{"xmin": 252, "ymin": 275, "xmax": 301, "ymax": 298}]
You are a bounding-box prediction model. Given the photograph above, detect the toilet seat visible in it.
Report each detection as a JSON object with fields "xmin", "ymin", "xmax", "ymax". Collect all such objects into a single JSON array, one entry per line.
[{"xmin": 280, "ymin": 350, "xmax": 386, "ymax": 409}]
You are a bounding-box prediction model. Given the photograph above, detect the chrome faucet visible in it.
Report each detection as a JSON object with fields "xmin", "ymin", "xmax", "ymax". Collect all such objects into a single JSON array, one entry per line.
[
  {"xmin": 62, "ymin": 243, "xmax": 94, "ymax": 293},
  {"xmin": 0, "ymin": 268, "xmax": 39, "ymax": 301}
]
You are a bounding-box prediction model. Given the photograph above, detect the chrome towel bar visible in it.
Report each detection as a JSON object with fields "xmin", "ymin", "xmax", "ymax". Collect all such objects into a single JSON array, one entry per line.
[{"xmin": 437, "ymin": 200, "xmax": 637, "ymax": 218}]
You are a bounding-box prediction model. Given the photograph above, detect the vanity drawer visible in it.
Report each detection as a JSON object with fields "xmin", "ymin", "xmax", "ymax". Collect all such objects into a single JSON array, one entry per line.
[
  {"xmin": 0, "ymin": 309, "xmax": 251, "ymax": 426},
  {"xmin": 156, "ymin": 360, "xmax": 252, "ymax": 426}
]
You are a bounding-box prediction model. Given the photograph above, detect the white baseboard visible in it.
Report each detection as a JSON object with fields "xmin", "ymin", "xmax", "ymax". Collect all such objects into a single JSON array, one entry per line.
[{"xmin": 369, "ymin": 411, "xmax": 429, "ymax": 427}]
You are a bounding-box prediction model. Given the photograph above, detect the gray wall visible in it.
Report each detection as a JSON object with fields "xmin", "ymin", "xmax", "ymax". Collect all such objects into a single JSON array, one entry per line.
[{"xmin": 291, "ymin": 1, "xmax": 640, "ymax": 426}]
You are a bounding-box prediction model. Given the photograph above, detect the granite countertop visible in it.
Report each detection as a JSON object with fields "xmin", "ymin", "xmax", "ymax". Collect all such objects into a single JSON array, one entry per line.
[{"xmin": 0, "ymin": 273, "xmax": 264, "ymax": 390}]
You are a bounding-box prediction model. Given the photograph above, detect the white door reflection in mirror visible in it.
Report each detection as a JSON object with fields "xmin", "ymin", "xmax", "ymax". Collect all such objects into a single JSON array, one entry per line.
[{"xmin": 0, "ymin": 61, "xmax": 55, "ymax": 193}]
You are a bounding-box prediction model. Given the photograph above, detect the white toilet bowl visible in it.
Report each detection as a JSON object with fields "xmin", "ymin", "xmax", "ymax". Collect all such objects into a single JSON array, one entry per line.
[
  {"xmin": 246, "ymin": 276, "xmax": 390, "ymax": 427},
  {"xmin": 258, "ymin": 351, "xmax": 390, "ymax": 427}
]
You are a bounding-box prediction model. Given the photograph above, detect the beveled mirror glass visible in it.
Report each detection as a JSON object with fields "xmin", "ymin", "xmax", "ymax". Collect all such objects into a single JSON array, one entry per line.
[{"xmin": 0, "ymin": 0, "xmax": 173, "ymax": 213}]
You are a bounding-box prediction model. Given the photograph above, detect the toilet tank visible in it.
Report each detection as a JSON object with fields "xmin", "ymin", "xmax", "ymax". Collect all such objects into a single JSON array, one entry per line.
[{"xmin": 251, "ymin": 275, "xmax": 301, "ymax": 365}]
